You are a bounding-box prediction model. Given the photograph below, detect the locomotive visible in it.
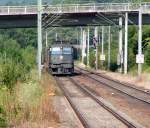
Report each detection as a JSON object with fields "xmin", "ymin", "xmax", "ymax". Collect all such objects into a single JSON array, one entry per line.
[{"xmin": 49, "ymin": 43, "xmax": 74, "ymax": 75}]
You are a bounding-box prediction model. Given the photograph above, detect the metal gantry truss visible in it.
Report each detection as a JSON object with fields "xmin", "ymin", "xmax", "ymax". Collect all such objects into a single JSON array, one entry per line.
[
  {"xmin": 0, "ymin": 2, "xmax": 150, "ymax": 15},
  {"xmin": 36, "ymin": 2, "xmax": 150, "ymax": 77}
]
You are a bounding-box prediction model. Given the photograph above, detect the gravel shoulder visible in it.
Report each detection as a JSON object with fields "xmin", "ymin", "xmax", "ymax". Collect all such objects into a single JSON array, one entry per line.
[{"xmin": 78, "ymin": 63, "xmax": 150, "ymax": 90}]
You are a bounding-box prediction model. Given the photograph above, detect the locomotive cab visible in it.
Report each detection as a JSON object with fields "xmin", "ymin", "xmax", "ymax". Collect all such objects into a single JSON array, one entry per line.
[{"xmin": 49, "ymin": 44, "xmax": 74, "ymax": 75}]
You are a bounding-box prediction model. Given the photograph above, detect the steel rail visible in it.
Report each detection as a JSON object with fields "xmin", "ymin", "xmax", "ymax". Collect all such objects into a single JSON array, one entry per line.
[
  {"xmin": 54, "ymin": 76, "xmax": 90, "ymax": 128},
  {"xmin": 76, "ymin": 67, "xmax": 150, "ymax": 104},
  {"xmin": 69, "ymin": 77, "xmax": 144, "ymax": 128},
  {"xmin": 76, "ymin": 66, "xmax": 150, "ymax": 95}
]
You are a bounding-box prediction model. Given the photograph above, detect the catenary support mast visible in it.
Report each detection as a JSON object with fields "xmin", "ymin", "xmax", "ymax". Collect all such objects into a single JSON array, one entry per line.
[
  {"xmin": 94, "ymin": 27, "xmax": 98, "ymax": 70},
  {"xmin": 124, "ymin": 12, "xmax": 128, "ymax": 74},
  {"xmin": 118, "ymin": 17, "xmax": 123, "ymax": 73},
  {"xmin": 138, "ymin": 7, "xmax": 143, "ymax": 76},
  {"xmin": 87, "ymin": 27, "xmax": 90, "ymax": 66},
  {"xmin": 37, "ymin": 0, "xmax": 42, "ymax": 78},
  {"xmin": 108, "ymin": 26, "xmax": 111, "ymax": 69}
]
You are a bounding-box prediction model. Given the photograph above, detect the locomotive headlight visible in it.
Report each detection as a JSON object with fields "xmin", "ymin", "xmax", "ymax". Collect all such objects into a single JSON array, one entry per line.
[{"xmin": 60, "ymin": 55, "xmax": 63, "ymax": 60}]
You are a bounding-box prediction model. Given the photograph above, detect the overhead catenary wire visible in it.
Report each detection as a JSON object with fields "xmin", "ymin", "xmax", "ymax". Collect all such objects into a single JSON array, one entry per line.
[
  {"xmin": 43, "ymin": 13, "xmax": 61, "ymax": 28},
  {"xmin": 43, "ymin": 13, "xmax": 58, "ymax": 24},
  {"xmin": 43, "ymin": 17, "xmax": 63, "ymax": 29},
  {"xmin": 122, "ymin": 13, "xmax": 139, "ymax": 31},
  {"xmin": 42, "ymin": 3, "xmax": 64, "ymax": 28},
  {"xmin": 96, "ymin": 12, "xmax": 118, "ymax": 27},
  {"xmin": 94, "ymin": 12, "xmax": 120, "ymax": 35}
]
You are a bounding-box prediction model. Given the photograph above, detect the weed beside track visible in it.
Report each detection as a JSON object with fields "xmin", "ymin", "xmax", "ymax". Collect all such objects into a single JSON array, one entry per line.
[{"xmin": 0, "ymin": 70, "xmax": 59, "ymax": 128}]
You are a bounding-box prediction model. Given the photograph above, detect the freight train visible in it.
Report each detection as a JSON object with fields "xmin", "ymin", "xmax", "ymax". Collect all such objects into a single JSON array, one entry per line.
[{"xmin": 49, "ymin": 43, "xmax": 74, "ymax": 75}]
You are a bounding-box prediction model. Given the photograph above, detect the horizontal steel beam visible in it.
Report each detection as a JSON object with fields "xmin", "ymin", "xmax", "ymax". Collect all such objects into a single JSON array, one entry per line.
[
  {"xmin": 0, "ymin": 12, "xmax": 149, "ymax": 28},
  {"xmin": 0, "ymin": 2, "xmax": 149, "ymax": 15},
  {"xmin": 0, "ymin": 3, "xmax": 149, "ymax": 28}
]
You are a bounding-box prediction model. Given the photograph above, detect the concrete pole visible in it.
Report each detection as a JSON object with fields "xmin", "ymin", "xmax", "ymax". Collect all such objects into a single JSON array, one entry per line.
[
  {"xmin": 101, "ymin": 26, "xmax": 104, "ymax": 66},
  {"xmin": 82, "ymin": 29, "xmax": 86, "ymax": 64},
  {"xmin": 118, "ymin": 17, "xmax": 123, "ymax": 73},
  {"xmin": 77, "ymin": 29, "xmax": 79, "ymax": 59},
  {"xmin": 45, "ymin": 30, "xmax": 48, "ymax": 67},
  {"xmin": 81, "ymin": 28, "xmax": 84, "ymax": 63},
  {"xmin": 99, "ymin": 33, "xmax": 101, "ymax": 46},
  {"xmin": 102, "ymin": 26, "xmax": 104, "ymax": 55},
  {"xmin": 84, "ymin": 30, "xmax": 87, "ymax": 60},
  {"xmin": 124, "ymin": 12, "xmax": 128, "ymax": 74},
  {"xmin": 94, "ymin": 27, "xmax": 98, "ymax": 70},
  {"xmin": 108, "ymin": 26, "xmax": 111, "ymax": 69},
  {"xmin": 37, "ymin": 0, "xmax": 42, "ymax": 78},
  {"xmin": 46, "ymin": 30, "xmax": 48, "ymax": 48},
  {"xmin": 80, "ymin": 27, "xmax": 83, "ymax": 63},
  {"xmin": 138, "ymin": 8, "xmax": 142, "ymax": 76},
  {"xmin": 55, "ymin": 33, "xmax": 58, "ymax": 41},
  {"xmin": 87, "ymin": 27, "xmax": 90, "ymax": 66}
]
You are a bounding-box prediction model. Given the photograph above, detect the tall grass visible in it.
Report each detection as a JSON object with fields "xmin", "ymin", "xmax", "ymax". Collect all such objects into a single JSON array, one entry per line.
[{"xmin": 0, "ymin": 70, "xmax": 59, "ymax": 127}]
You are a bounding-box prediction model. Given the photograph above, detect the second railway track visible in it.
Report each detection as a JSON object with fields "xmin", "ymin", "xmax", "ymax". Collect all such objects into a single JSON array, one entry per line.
[
  {"xmin": 75, "ymin": 66, "xmax": 150, "ymax": 104},
  {"xmin": 55, "ymin": 76, "xmax": 144, "ymax": 128}
]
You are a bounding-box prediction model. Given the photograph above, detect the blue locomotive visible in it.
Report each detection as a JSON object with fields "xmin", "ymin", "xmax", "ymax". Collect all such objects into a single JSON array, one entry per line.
[{"xmin": 49, "ymin": 44, "xmax": 74, "ymax": 75}]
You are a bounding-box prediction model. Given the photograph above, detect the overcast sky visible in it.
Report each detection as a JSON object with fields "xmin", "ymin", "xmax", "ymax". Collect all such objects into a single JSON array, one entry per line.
[{"xmin": 0, "ymin": 0, "xmax": 37, "ymax": 5}]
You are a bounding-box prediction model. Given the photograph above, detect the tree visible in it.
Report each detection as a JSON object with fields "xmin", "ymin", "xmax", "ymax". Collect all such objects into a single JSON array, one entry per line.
[{"xmin": 144, "ymin": 38, "xmax": 150, "ymax": 66}]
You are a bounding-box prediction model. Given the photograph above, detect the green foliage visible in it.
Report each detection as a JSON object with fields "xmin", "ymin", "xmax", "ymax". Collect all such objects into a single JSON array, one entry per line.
[
  {"xmin": 89, "ymin": 48, "xmax": 96, "ymax": 68},
  {"xmin": 144, "ymin": 40, "xmax": 150, "ymax": 66},
  {"xmin": 0, "ymin": 28, "xmax": 37, "ymax": 127},
  {"xmin": 143, "ymin": 26, "xmax": 150, "ymax": 67},
  {"xmin": 128, "ymin": 48, "xmax": 136, "ymax": 70},
  {"xmin": 0, "ymin": 106, "xmax": 7, "ymax": 127},
  {"xmin": 0, "ymin": 55, "xmax": 35, "ymax": 92},
  {"xmin": 21, "ymin": 46, "xmax": 36, "ymax": 72},
  {"xmin": 18, "ymin": 80, "xmax": 42, "ymax": 108},
  {"xmin": 0, "ymin": 28, "xmax": 37, "ymax": 48},
  {"xmin": 0, "ymin": 70, "xmax": 42, "ymax": 126},
  {"xmin": 0, "ymin": 59, "xmax": 18, "ymax": 90},
  {"xmin": 85, "ymin": 25, "xmax": 150, "ymax": 73},
  {"xmin": 0, "ymin": 29, "xmax": 36, "ymax": 92}
]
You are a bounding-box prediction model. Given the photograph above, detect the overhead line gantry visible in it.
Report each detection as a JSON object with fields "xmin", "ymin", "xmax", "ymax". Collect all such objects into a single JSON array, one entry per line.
[{"xmin": 0, "ymin": 2, "xmax": 149, "ymax": 77}]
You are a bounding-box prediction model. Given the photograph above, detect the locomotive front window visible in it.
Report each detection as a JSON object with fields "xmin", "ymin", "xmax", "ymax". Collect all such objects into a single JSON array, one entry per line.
[
  {"xmin": 63, "ymin": 47, "xmax": 72, "ymax": 54},
  {"xmin": 51, "ymin": 47, "xmax": 62, "ymax": 54}
]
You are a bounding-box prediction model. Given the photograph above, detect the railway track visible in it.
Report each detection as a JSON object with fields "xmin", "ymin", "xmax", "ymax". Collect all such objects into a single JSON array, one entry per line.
[
  {"xmin": 75, "ymin": 66, "xmax": 150, "ymax": 104},
  {"xmin": 55, "ymin": 76, "xmax": 144, "ymax": 128},
  {"xmin": 55, "ymin": 76, "xmax": 89, "ymax": 128}
]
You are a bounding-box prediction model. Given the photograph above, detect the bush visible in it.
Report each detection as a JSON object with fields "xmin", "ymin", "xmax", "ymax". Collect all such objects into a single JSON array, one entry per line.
[
  {"xmin": 0, "ymin": 58, "xmax": 26, "ymax": 91},
  {"xmin": 0, "ymin": 43, "xmax": 36, "ymax": 92},
  {"xmin": 0, "ymin": 59, "xmax": 17, "ymax": 90},
  {"xmin": 145, "ymin": 42, "xmax": 150, "ymax": 66},
  {"xmin": 109, "ymin": 63, "xmax": 118, "ymax": 72},
  {"xmin": 0, "ymin": 106, "xmax": 7, "ymax": 127},
  {"xmin": 21, "ymin": 46, "xmax": 36, "ymax": 72},
  {"xmin": 0, "ymin": 71, "xmax": 59, "ymax": 127},
  {"xmin": 89, "ymin": 48, "xmax": 96, "ymax": 68}
]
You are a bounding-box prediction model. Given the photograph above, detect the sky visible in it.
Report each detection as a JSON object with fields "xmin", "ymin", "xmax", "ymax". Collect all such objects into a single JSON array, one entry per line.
[
  {"xmin": 0, "ymin": 0, "xmax": 37, "ymax": 5},
  {"xmin": 0, "ymin": 0, "xmax": 56, "ymax": 5}
]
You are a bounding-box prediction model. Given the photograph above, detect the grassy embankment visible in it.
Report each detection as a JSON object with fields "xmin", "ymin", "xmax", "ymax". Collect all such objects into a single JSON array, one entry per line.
[{"xmin": 0, "ymin": 69, "xmax": 60, "ymax": 128}]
